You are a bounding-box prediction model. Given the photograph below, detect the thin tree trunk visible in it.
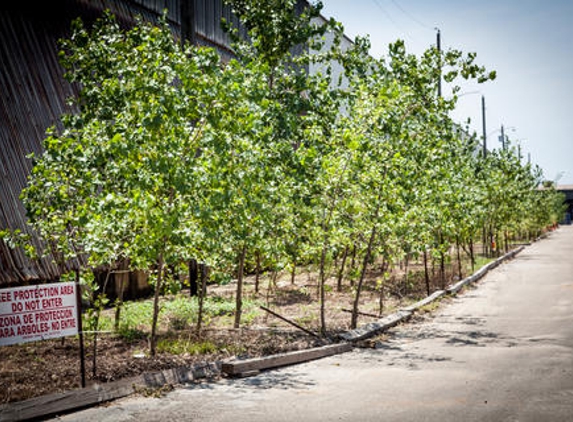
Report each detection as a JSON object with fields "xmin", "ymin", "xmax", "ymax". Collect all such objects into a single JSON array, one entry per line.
[
  {"xmin": 456, "ymin": 236, "xmax": 463, "ymax": 280},
  {"xmin": 403, "ymin": 253, "xmax": 410, "ymax": 295},
  {"xmin": 290, "ymin": 254, "xmax": 297, "ymax": 285},
  {"xmin": 337, "ymin": 245, "xmax": 349, "ymax": 292},
  {"xmin": 469, "ymin": 236, "xmax": 475, "ymax": 273},
  {"xmin": 349, "ymin": 243, "xmax": 357, "ymax": 287},
  {"xmin": 319, "ymin": 238, "xmax": 329, "ymax": 336},
  {"xmin": 439, "ymin": 233, "xmax": 445, "ymax": 289},
  {"xmin": 351, "ymin": 200, "xmax": 381, "ymax": 329},
  {"xmin": 92, "ymin": 312, "xmax": 99, "ymax": 377},
  {"xmin": 482, "ymin": 226, "xmax": 487, "ymax": 257},
  {"xmin": 150, "ymin": 254, "xmax": 165, "ymax": 356},
  {"xmin": 440, "ymin": 251, "xmax": 446, "ymax": 290},
  {"xmin": 265, "ymin": 270, "xmax": 278, "ymax": 308},
  {"xmin": 113, "ymin": 276, "xmax": 125, "ymax": 332},
  {"xmin": 189, "ymin": 259, "xmax": 198, "ymax": 297},
  {"xmin": 423, "ymin": 249, "xmax": 431, "ymax": 296},
  {"xmin": 234, "ymin": 245, "xmax": 247, "ymax": 329},
  {"xmin": 196, "ymin": 263, "xmax": 208, "ymax": 333},
  {"xmin": 255, "ymin": 250, "xmax": 261, "ymax": 294},
  {"xmin": 94, "ymin": 269, "xmax": 115, "ymax": 373},
  {"xmin": 378, "ymin": 259, "xmax": 387, "ymax": 316},
  {"xmin": 351, "ymin": 223, "xmax": 378, "ymax": 329}
]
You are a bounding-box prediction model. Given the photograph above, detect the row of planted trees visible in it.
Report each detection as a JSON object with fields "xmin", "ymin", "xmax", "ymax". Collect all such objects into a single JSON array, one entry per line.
[{"xmin": 7, "ymin": 1, "xmax": 565, "ymax": 354}]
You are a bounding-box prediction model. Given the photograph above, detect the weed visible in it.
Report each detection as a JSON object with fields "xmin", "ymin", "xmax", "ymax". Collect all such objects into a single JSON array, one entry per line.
[{"xmin": 156, "ymin": 338, "xmax": 218, "ymax": 355}]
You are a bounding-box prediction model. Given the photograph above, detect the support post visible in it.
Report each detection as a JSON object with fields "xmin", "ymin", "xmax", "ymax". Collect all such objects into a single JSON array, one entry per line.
[
  {"xmin": 436, "ymin": 28, "xmax": 442, "ymax": 98},
  {"xmin": 481, "ymin": 95, "xmax": 487, "ymax": 155},
  {"xmin": 75, "ymin": 269, "xmax": 86, "ymax": 388}
]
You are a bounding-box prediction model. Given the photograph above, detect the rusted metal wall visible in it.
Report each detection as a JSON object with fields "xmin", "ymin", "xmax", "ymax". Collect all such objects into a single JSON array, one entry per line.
[
  {"xmin": 0, "ymin": 0, "xmax": 245, "ymax": 286},
  {"xmin": 0, "ymin": 0, "xmax": 309, "ymax": 287},
  {"xmin": 0, "ymin": 3, "xmax": 80, "ymax": 286}
]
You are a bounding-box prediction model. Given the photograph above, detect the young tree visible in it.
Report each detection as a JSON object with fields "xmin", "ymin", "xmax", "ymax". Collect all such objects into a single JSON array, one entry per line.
[{"xmin": 22, "ymin": 14, "xmax": 225, "ymax": 355}]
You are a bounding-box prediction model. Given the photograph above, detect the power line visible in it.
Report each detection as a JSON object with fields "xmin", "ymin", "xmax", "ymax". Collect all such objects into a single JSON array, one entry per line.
[
  {"xmin": 389, "ymin": 0, "xmax": 433, "ymax": 31},
  {"xmin": 371, "ymin": 0, "xmax": 414, "ymax": 43}
]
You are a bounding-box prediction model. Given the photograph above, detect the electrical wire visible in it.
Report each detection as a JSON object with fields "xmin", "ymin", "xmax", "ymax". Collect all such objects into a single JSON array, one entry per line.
[
  {"xmin": 389, "ymin": 0, "xmax": 433, "ymax": 30},
  {"xmin": 370, "ymin": 0, "xmax": 415, "ymax": 42}
]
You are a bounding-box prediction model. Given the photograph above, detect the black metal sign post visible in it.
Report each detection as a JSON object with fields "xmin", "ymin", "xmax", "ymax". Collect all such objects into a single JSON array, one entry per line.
[{"xmin": 75, "ymin": 269, "xmax": 86, "ymax": 388}]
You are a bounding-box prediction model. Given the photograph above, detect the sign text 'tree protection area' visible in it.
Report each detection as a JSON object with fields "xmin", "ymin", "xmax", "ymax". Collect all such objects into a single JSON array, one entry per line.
[{"xmin": 0, "ymin": 282, "xmax": 78, "ymax": 346}]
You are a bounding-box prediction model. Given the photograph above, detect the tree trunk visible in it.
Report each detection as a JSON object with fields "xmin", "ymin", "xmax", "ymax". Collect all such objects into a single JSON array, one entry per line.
[
  {"xmin": 403, "ymin": 253, "xmax": 410, "ymax": 295},
  {"xmin": 378, "ymin": 259, "xmax": 387, "ymax": 316},
  {"xmin": 336, "ymin": 245, "xmax": 349, "ymax": 293},
  {"xmin": 456, "ymin": 236, "xmax": 463, "ymax": 280},
  {"xmin": 189, "ymin": 259, "xmax": 198, "ymax": 297},
  {"xmin": 150, "ymin": 254, "xmax": 165, "ymax": 356},
  {"xmin": 255, "ymin": 250, "xmax": 261, "ymax": 294},
  {"xmin": 482, "ymin": 226, "xmax": 487, "ymax": 257},
  {"xmin": 423, "ymin": 249, "xmax": 431, "ymax": 296},
  {"xmin": 196, "ymin": 263, "xmax": 208, "ymax": 332},
  {"xmin": 319, "ymin": 238, "xmax": 329, "ymax": 337},
  {"xmin": 351, "ymin": 223, "xmax": 378, "ymax": 329},
  {"xmin": 440, "ymin": 250, "xmax": 446, "ymax": 290},
  {"xmin": 234, "ymin": 245, "xmax": 247, "ymax": 329},
  {"xmin": 349, "ymin": 243, "xmax": 357, "ymax": 287},
  {"xmin": 290, "ymin": 254, "xmax": 297, "ymax": 285},
  {"xmin": 504, "ymin": 231, "xmax": 509, "ymax": 253},
  {"xmin": 469, "ymin": 236, "xmax": 475, "ymax": 273}
]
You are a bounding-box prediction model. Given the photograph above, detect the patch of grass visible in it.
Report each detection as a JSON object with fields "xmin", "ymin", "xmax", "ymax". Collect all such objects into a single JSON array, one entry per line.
[
  {"xmin": 156, "ymin": 338, "xmax": 219, "ymax": 355},
  {"xmin": 107, "ymin": 294, "xmax": 261, "ymax": 339},
  {"xmin": 472, "ymin": 256, "xmax": 494, "ymax": 271},
  {"xmin": 419, "ymin": 300, "xmax": 442, "ymax": 314},
  {"xmin": 295, "ymin": 314, "xmax": 315, "ymax": 326},
  {"xmin": 117, "ymin": 327, "xmax": 147, "ymax": 342}
]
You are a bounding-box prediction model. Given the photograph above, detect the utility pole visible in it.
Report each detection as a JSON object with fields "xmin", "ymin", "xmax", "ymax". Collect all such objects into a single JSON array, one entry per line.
[
  {"xmin": 481, "ymin": 95, "xmax": 487, "ymax": 156},
  {"xmin": 436, "ymin": 28, "xmax": 442, "ymax": 97},
  {"xmin": 500, "ymin": 124, "xmax": 505, "ymax": 150}
]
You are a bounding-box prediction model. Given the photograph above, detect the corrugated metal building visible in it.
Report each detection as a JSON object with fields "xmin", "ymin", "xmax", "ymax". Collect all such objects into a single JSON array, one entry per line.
[
  {"xmin": 557, "ymin": 185, "xmax": 573, "ymax": 224},
  {"xmin": 0, "ymin": 0, "xmax": 319, "ymax": 289},
  {"xmin": 0, "ymin": 0, "xmax": 252, "ymax": 287},
  {"xmin": 0, "ymin": 0, "xmax": 334, "ymax": 291}
]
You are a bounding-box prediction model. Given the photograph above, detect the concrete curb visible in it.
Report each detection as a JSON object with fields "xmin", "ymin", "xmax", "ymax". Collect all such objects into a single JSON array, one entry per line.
[
  {"xmin": 221, "ymin": 343, "xmax": 353, "ymax": 377},
  {"xmin": 339, "ymin": 310, "xmax": 413, "ymax": 342},
  {"xmin": 402, "ymin": 290, "xmax": 447, "ymax": 312},
  {"xmin": 340, "ymin": 245, "xmax": 527, "ymax": 344},
  {"xmin": 446, "ymin": 245, "xmax": 525, "ymax": 294}
]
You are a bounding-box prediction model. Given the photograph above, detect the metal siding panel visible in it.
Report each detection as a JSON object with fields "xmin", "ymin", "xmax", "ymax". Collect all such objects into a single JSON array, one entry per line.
[
  {"xmin": 0, "ymin": 0, "xmax": 248, "ymax": 285},
  {"xmin": 205, "ymin": 0, "xmax": 214, "ymax": 40},
  {"xmin": 195, "ymin": 0, "xmax": 206, "ymax": 37}
]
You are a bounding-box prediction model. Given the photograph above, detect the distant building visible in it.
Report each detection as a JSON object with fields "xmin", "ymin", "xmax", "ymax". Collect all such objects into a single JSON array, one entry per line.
[{"xmin": 556, "ymin": 185, "xmax": 573, "ymax": 224}]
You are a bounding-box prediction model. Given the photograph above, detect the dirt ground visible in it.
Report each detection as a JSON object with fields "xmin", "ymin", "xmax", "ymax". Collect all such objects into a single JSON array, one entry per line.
[{"xmin": 0, "ymin": 260, "xmax": 464, "ymax": 404}]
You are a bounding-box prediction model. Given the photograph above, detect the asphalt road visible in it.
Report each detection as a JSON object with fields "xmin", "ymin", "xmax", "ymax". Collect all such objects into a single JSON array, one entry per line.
[{"xmin": 54, "ymin": 227, "xmax": 573, "ymax": 422}]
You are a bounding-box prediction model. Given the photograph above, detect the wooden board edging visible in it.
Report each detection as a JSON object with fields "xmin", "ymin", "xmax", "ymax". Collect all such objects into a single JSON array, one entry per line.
[
  {"xmin": 221, "ymin": 343, "xmax": 353, "ymax": 376},
  {"xmin": 0, "ymin": 362, "xmax": 221, "ymax": 422}
]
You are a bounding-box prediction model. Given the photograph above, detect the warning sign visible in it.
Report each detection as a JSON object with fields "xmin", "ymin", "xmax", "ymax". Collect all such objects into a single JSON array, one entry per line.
[{"xmin": 0, "ymin": 282, "xmax": 78, "ymax": 346}]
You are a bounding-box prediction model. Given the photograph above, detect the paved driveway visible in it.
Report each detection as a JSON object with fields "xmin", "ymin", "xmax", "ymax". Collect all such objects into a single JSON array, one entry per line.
[{"xmin": 54, "ymin": 227, "xmax": 573, "ymax": 422}]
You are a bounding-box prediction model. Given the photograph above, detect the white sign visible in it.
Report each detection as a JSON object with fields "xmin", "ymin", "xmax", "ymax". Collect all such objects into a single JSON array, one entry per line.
[{"xmin": 0, "ymin": 282, "xmax": 78, "ymax": 346}]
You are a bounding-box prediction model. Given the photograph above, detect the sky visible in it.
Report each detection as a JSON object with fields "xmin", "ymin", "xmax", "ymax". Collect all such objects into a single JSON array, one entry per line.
[{"xmin": 320, "ymin": 0, "xmax": 573, "ymax": 185}]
